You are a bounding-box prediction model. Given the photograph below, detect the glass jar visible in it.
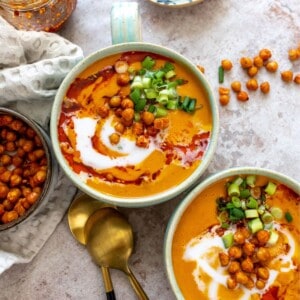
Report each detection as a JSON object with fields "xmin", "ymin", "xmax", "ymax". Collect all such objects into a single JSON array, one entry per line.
[{"xmin": 0, "ymin": 0, "xmax": 77, "ymax": 32}]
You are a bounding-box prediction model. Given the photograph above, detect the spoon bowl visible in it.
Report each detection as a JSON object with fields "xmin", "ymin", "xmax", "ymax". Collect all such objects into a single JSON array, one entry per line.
[
  {"xmin": 67, "ymin": 194, "xmax": 116, "ymax": 299},
  {"xmin": 85, "ymin": 207, "xmax": 149, "ymax": 300}
]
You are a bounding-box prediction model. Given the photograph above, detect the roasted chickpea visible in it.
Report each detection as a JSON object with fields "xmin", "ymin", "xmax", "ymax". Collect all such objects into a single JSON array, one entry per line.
[
  {"xmin": 117, "ymin": 73, "xmax": 130, "ymax": 86},
  {"xmin": 10, "ymin": 174, "xmax": 22, "ymax": 187},
  {"xmin": 241, "ymin": 257, "xmax": 254, "ymax": 273},
  {"xmin": 265, "ymin": 61, "xmax": 278, "ymax": 72},
  {"xmin": 256, "ymin": 279, "xmax": 266, "ymax": 290},
  {"xmin": 136, "ymin": 135, "xmax": 149, "ymax": 148},
  {"xmin": 231, "ymin": 81, "xmax": 242, "ymax": 93},
  {"xmin": 2, "ymin": 199, "xmax": 13, "ymax": 210},
  {"xmin": 237, "ymin": 91, "xmax": 249, "ymax": 102},
  {"xmin": 7, "ymin": 188, "xmax": 22, "ymax": 203},
  {"xmin": 0, "ymin": 170, "xmax": 12, "ymax": 183},
  {"xmin": 122, "ymin": 108, "xmax": 135, "ymax": 122},
  {"xmin": 294, "ymin": 74, "xmax": 300, "ymax": 84},
  {"xmin": 0, "ymin": 144, "xmax": 5, "ymax": 154},
  {"xmin": 221, "ymin": 59, "xmax": 233, "ymax": 71},
  {"xmin": 256, "ymin": 230, "xmax": 270, "ymax": 246},
  {"xmin": 288, "ymin": 48, "xmax": 300, "ymax": 61},
  {"xmin": 256, "ymin": 247, "xmax": 271, "ymax": 262},
  {"xmin": 22, "ymin": 140, "xmax": 34, "ymax": 152},
  {"xmin": 12, "ymin": 155, "xmax": 23, "ymax": 167},
  {"xmin": 14, "ymin": 203, "xmax": 26, "ymax": 216},
  {"xmin": 259, "ymin": 48, "xmax": 272, "ymax": 61},
  {"xmin": 219, "ymin": 252, "xmax": 230, "ymax": 266},
  {"xmin": 242, "ymin": 242, "xmax": 256, "ymax": 256},
  {"xmin": 244, "ymin": 277, "xmax": 255, "ymax": 289},
  {"xmin": 0, "ymin": 184, "xmax": 9, "ymax": 199},
  {"xmin": 132, "ymin": 122, "xmax": 144, "ymax": 136},
  {"xmin": 26, "ymin": 191, "xmax": 40, "ymax": 205},
  {"xmin": 219, "ymin": 87, "xmax": 230, "ymax": 95},
  {"xmin": 114, "ymin": 60, "xmax": 129, "ymax": 73},
  {"xmin": 0, "ymin": 154, "xmax": 12, "ymax": 166},
  {"xmin": 33, "ymin": 170, "xmax": 47, "ymax": 185},
  {"xmin": 228, "ymin": 261, "xmax": 241, "ymax": 274},
  {"xmin": 247, "ymin": 66, "xmax": 258, "ymax": 77},
  {"xmin": 114, "ymin": 122, "xmax": 125, "ymax": 134},
  {"xmin": 121, "ymin": 98, "xmax": 134, "ymax": 109},
  {"xmin": 253, "ymin": 56, "xmax": 264, "ymax": 68},
  {"xmin": 109, "ymin": 95, "xmax": 122, "ymax": 108},
  {"xmin": 246, "ymin": 78, "xmax": 259, "ymax": 91},
  {"xmin": 97, "ymin": 105, "xmax": 109, "ymax": 118},
  {"xmin": 141, "ymin": 111, "xmax": 155, "ymax": 126},
  {"xmin": 240, "ymin": 57, "xmax": 253, "ymax": 69},
  {"xmin": 228, "ymin": 246, "xmax": 242, "ymax": 259},
  {"xmin": 260, "ymin": 81, "xmax": 270, "ymax": 94},
  {"xmin": 1, "ymin": 210, "xmax": 18, "ymax": 223},
  {"xmin": 235, "ymin": 271, "xmax": 249, "ymax": 285},
  {"xmin": 5, "ymin": 141, "xmax": 16, "ymax": 152},
  {"xmin": 197, "ymin": 65, "xmax": 205, "ymax": 73},
  {"xmin": 234, "ymin": 230, "xmax": 246, "ymax": 245},
  {"xmin": 219, "ymin": 95, "xmax": 230, "ymax": 106},
  {"xmin": 20, "ymin": 198, "xmax": 31, "ymax": 209},
  {"xmin": 257, "ymin": 267, "xmax": 269, "ymax": 280},
  {"xmin": 227, "ymin": 277, "xmax": 237, "ymax": 289},
  {"xmin": 281, "ymin": 70, "xmax": 293, "ymax": 82},
  {"xmin": 109, "ymin": 133, "xmax": 120, "ymax": 145}
]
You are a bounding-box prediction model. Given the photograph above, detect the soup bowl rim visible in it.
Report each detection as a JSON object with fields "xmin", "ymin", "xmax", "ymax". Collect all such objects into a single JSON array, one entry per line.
[
  {"xmin": 50, "ymin": 41, "xmax": 219, "ymax": 207},
  {"xmin": 164, "ymin": 166, "xmax": 300, "ymax": 298}
]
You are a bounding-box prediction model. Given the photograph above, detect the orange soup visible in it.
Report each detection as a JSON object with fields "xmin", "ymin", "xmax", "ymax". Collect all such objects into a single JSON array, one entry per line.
[
  {"xmin": 57, "ymin": 51, "xmax": 212, "ymax": 197},
  {"xmin": 172, "ymin": 175, "xmax": 300, "ymax": 299}
]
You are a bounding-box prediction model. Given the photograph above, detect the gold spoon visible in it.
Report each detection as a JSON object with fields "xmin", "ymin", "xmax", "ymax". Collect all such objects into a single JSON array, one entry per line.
[
  {"xmin": 84, "ymin": 207, "xmax": 149, "ymax": 300},
  {"xmin": 67, "ymin": 194, "xmax": 116, "ymax": 300}
]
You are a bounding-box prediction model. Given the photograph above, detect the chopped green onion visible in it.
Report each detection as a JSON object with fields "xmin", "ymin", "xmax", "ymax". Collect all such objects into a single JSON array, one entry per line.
[
  {"xmin": 247, "ymin": 197, "xmax": 258, "ymax": 209},
  {"xmin": 222, "ymin": 232, "xmax": 234, "ymax": 248},
  {"xmin": 155, "ymin": 70, "xmax": 165, "ymax": 79},
  {"xmin": 262, "ymin": 212, "xmax": 274, "ymax": 224},
  {"xmin": 233, "ymin": 177, "xmax": 243, "ymax": 186},
  {"xmin": 245, "ymin": 209, "xmax": 259, "ymax": 218},
  {"xmin": 270, "ymin": 207, "xmax": 283, "ymax": 219},
  {"xmin": 134, "ymin": 112, "xmax": 140, "ymax": 121},
  {"xmin": 130, "ymin": 88, "xmax": 141, "ymax": 103},
  {"xmin": 144, "ymin": 89, "xmax": 157, "ymax": 99},
  {"xmin": 248, "ymin": 218, "xmax": 263, "ymax": 234},
  {"xmin": 134, "ymin": 98, "xmax": 147, "ymax": 112},
  {"xmin": 258, "ymin": 205, "xmax": 265, "ymax": 215},
  {"xmin": 187, "ymin": 99, "xmax": 196, "ymax": 112},
  {"xmin": 155, "ymin": 107, "xmax": 167, "ymax": 117},
  {"xmin": 221, "ymin": 223, "xmax": 230, "ymax": 229},
  {"xmin": 231, "ymin": 196, "xmax": 241, "ymax": 208},
  {"xmin": 265, "ymin": 181, "xmax": 277, "ymax": 195},
  {"xmin": 228, "ymin": 183, "xmax": 240, "ymax": 197},
  {"xmin": 166, "ymin": 100, "xmax": 178, "ymax": 110},
  {"xmin": 157, "ymin": 94, "xmax": 168, "ymax": 105},
  {"xmin": 285, "ymin": 211, "xmax": 293, "ymax": 223},
  {"xmin": 142, "ymin": 77, "xmax": 152, "ymax": 88},
  {"xmin": 131, "ymin": 76, "xmax": 143, "ymax": 89},
  {"xmin": 241, "ymin": 200, "xmax": 246, "ymax": 210},
  {"xmin": 162, "ymin": 61, "xmax": 175, "ymax": 73},
  {"xmin": 218, "ymin": 66, "xmax": 224, "ymax": 83},
  {"xmin": 165, "ymin": 70, "xmax": 176, "ymax": 79},
  {"xmin": 218, "ymin": 211, "xmax": 229, "ymax": 223},
  {"xmin": 148, "ymin": 105, "xmax": 157, "ymax": 113},
  {"xmin": 142, "ymin": 56, "xmax": 155, "ymax": 70},
  {"xmin": 267, "ymin": 230, "xmax": 279, "ymax": 246},
  {"xmin": 240, "ymin": 189, "xmax": 251, "ymax": 199},
  {"xmin": 246, "ymin": 175, "xmax": 256, "ymax": 187},
  {"xmin": 230, "ymin": 208, "xmax": 245, "ymax": 220}
]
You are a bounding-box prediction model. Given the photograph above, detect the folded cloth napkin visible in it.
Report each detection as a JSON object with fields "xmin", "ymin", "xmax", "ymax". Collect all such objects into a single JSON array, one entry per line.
[{"xmin": 0, "ymin": 17, "xmax": 84, "ymax": 274}]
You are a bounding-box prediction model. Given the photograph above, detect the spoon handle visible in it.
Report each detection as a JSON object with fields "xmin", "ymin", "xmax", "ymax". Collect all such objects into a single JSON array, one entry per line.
[
  {"xmin": 126, "ymin": 267, "xmax": 149, "ymax": 300},
  {"xmin": 101, "ymin": 266, "xmax": 116, "ymax": 300}
]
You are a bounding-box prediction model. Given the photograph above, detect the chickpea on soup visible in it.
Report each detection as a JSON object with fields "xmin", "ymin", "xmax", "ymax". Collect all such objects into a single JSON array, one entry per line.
[
  {"xmin": 172, "ymin": 175, "xmax": 300, "ymax": 300},
  {"xmin": 58, "ymin": 52, "xmax": 212, "ymax": 197}
]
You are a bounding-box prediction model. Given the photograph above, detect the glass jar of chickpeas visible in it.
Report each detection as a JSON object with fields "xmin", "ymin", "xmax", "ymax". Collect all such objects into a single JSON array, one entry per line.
[{"xmin": 0, "ymin": 0, "xmax": 77, "ymax": 32}]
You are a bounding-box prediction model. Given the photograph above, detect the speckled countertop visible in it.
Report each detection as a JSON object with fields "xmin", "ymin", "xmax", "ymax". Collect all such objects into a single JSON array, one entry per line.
[{"xmin": 0, "ymin": 0, "xmax": 300, "ymax": 299}]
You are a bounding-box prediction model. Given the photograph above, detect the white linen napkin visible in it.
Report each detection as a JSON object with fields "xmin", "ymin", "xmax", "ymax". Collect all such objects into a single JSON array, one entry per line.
[{"xmin": 0, "ymin": 16, "xmax": 84, "ymax": 274}]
